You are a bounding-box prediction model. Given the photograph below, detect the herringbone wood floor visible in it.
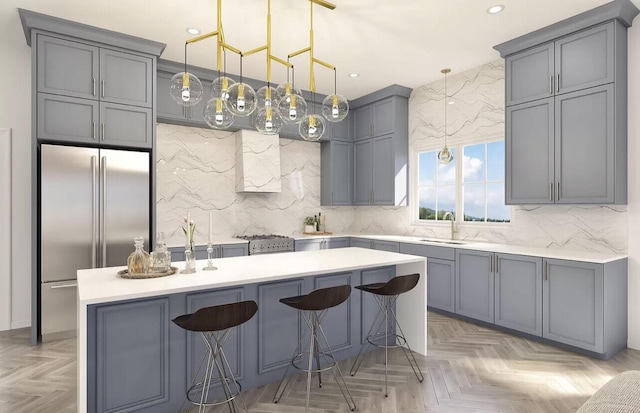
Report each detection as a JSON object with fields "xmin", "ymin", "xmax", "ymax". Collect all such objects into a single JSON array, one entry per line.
[{"xmin": 2, "ymin": 312, "xmax": 640, "ymax": 412}]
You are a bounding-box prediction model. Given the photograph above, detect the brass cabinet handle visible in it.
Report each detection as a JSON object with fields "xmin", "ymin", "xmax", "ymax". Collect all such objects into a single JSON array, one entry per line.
[
  {"xmin": 544, "ymin": 262, "xmax": 548, "ymax": 281},
  {"xmin": 371, "ymin": 191, "xmax": 375, "ymax": 203},
  {"xmin": 549, "ymin": 182, "xmax": 553, "ymax": 201},
  {"xmin": 92, "ymin": 78, "xmax": 96, "ymax": 96},
  {"xmin": 549, "ymin": 75, "xmax": 553, "ymax": 95},
  {"xmin": 556, "ymin": 74, "xmax": 560, "ymax": 93},
  {"xmin": 557, "ymin": 182, "xmax": 560, "ymax": 201},
  {"xmin": 495, "ymin": 255, "xmax": 499, "ymax": 273},
  {"xmin": 101, "ymin": 123, "xmax": 105, "ymax": 140},
  {"xmin": 101, "ymin": 80, "xmax": 105, "ymax": 98},
  {"xmin": 92, "ymin": 122, "xmax": 96, "ymax": 140}
]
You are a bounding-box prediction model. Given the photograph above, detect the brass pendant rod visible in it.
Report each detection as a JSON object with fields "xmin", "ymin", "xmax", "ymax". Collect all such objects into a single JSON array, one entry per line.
[
  {"xmin": 313, "ymin": 58, "xmax": 335, "ymax": 70},
  {"xmin": 310, "ymin": 0, "xmax": 336, "ymax": 10},
  {"xmin": 185, "ymin": 30, "xmax": 219, "ymax": 44}
]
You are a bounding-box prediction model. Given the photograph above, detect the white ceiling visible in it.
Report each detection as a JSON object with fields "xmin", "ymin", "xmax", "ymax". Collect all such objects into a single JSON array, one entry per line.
[{"xmin": 13, "ymin": 0, "xmax": 636, "ymax": 99}]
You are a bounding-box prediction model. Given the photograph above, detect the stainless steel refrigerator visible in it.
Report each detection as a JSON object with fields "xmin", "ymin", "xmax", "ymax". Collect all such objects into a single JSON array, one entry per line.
[{"xmin": 40, "ymin": 144, "xmax": 150, "ymax": 341}]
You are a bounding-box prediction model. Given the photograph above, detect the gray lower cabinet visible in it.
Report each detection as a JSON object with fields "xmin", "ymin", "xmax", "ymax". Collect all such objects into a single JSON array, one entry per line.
[
  {"xmin": 221, "ymin": 243, "xmax": 249, "ymax": 257},
  {"xmin": 321, "ymin": 140, "xmax": 352, "ymax": 206},
  {"xmin": 350, "ymin": 238, "xmax": 373, "ymax": 249},
  {"xmin": 427, "ymin": 258, "xmax": 455, "ymax": 313},
  {"xmin": 295, "ymin": 237, "xmax": 349, "ymax": 251},
  {"xmin": 494, "ymin": 254, "xmax": 542, "ymax": 336},
  {"xmin": 455, "ymin": 250, "xmax": 494, "ymax": 323},
  {"xmin": 168, "ymin": 243, "xmax": 248, "ymax": 261},
  {"xmin": 37, "ymin": 93, "xmax": 99, "ymax": 143},
  {"xmin": 350, "ymin": 238, "xmax": 399, "ymax": 253},
  {"xmin": 315, "ymin": 272, "xmax": 354, "ymax": 352}
]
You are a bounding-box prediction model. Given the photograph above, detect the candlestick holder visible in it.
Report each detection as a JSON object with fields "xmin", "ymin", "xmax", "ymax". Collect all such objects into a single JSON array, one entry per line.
[
  {"xmin": 181, "ymin": 247, "xmax": 196, "ymax": 274},
  {"xmin": 203, "ymin": 243, "xmax": 218, "ymax": 271}
]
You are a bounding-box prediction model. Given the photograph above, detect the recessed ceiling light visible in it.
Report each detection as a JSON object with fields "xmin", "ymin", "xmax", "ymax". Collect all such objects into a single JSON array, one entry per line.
[
  {"xmin": 186, "ymin": 27, "xmax": 201, "ymax": 35},
  {"xmin": 349, "ymin": 73, "xmax": 360, "ymax": 78},
  {"xmin": 487, "ymin": 5, "xmax": 505, "ymax": 14},
  {"xmin": 448, "ymin": 101, "xmax": 455, "ymax": 105}
]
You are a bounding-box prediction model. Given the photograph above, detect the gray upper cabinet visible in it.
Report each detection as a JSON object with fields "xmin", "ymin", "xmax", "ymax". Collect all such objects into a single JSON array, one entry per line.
[
  {"xmin": 494, "ymin": 254, "xmax": 543, "ymax": 337},
  {"xmin": 100, "ymin": 102, "xmax": 152, "ymax": 148},
  {"xmin": 37, "ymin": 93, "xmax": 99, "ymax": 144},
  {"xmin": 321, "ymin": 140, "xmax": 352, "ymax": 206},
  {"xmin": 555, "ymin": 85, "xmax": 614, "ymax": 204},
  {"xmin": 353, "ymin": 105, "xmax": 373, "ymax": 141},
  {"xmin": 455, "ymin": 249, "xmax": 494, "ymax": 323},
  {"xmin": 505, "ymin": 43, "xmax": 554, "ymax": 107},
  {"xmin": 505, "ymin": 98, "xmax": 555, "ymax": 204},
  {"xmin": 100, "ymin": 48, "xmax": 153, "ymax": 108},
  {"xmin": 371, "ymin": 134, "xmax": 395, "ymax": 205},
  {"xmin": 330, "ymin": 115, "xmax": 351, "ymax": 142},
  {"xmin": 354, "ymin": 98, "xmax": 394, "ymax": 141},
  {"xmin": 354, "ymin": 139, "xmax": 373, "ymax": 205},
  {"xmin": 37, "ymin": 35, "xmax": 99, "ymax": 100},
  {"xmin": 498, "ymin": 17, "xmax": 630, "ymax": 205}
]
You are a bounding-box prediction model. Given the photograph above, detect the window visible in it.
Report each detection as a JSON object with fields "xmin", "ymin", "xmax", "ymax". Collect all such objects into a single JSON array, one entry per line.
[{"xmin": 417, "ymin": 141, "xmax": 510, "ymax": 223}]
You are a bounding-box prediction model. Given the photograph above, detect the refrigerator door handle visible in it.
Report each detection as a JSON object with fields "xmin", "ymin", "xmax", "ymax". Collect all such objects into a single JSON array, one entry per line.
[
  {"xmin": 101, "ymin": 155, "xmax": 107, "ymax": 268},
  {"xmin": 91, "ymin": 156, "xmax": 97, "ymax": 268}
]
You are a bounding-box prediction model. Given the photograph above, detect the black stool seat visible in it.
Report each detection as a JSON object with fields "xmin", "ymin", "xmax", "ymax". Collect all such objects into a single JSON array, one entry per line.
[
  {"xmin": 355, "ymin": 273, "xmax": 419, "ymax": 296},
  {"xmin": 279, "ymin": 284, "xmax": 351, "ymax": 311},
  {"xmin": 172, "ymin": 300, "xmax": 258, "ymax": 332}
]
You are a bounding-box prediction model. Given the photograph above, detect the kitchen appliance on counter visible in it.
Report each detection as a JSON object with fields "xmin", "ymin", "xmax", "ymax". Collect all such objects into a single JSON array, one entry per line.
[
  {"xmin": 39, "ymin": 144, "xmax": 150, "ymax": 341},
  {"xmin": 234, "ymin": 234, "xmax": 294, "ymax": 255}
]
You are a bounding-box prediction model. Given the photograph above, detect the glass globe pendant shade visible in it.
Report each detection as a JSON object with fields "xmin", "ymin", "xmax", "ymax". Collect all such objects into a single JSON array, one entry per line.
[
  {"xmin": 299, "ymin": 114, "xmax": 326, "ymax": 141},
  {"xmin": 211, "ymin": 76, "xmax": 236, "ymax": 102},
  {"xmin": 254, "ymin": 106, "xmax": 284, "ymax": 135},
  {"xmin": 277, "ymin": 92, "xmax": 307, "ymax": 124},
  {"xmin": 256, "ymin": 85, "xmax": 282, "ymax": 112},
  {"xmin": 275, "ymin": 82, "xmax": 303, "ymax": 103},
  {"xmin": 437, "ymin": 146, "xmax": 454, "ymax": 164},
  {"xmin": 169, "ymin": 72, "xmax": 204, "ymax": 106},
  {"xmin": 204, "ymin": 97, "xmax": 235, "ymax": 129},
  {"xmin": 322, "ymin": 94, "xmax": 349, "ymax": 122},
  {"xmin": 225, "ymin": 82, "xmax": 257, "ymax": 116}
]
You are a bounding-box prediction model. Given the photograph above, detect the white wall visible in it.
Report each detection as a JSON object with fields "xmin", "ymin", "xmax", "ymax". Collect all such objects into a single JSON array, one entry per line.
[
  {"xmin": 626, "ymin": 9, "xmax": 640, "ymax": 350},
  {"xmin": 0, "ymin": 129, "xmax": 11, "ymax": 331},
  {"xmin": 0, "ymin": 1, "xmax": 32, "ymax": 330}
]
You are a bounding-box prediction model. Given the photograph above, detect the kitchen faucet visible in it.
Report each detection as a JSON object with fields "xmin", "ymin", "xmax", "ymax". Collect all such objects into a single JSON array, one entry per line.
[{"xmin": 442, "ymin": 211, "xmax": 457, "ymax": 240}]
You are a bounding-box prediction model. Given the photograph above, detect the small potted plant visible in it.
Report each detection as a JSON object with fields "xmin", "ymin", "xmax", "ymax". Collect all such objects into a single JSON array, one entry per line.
[{"xmin": 304, "ymin": 216, "xmax": 316, "ymax": 233}]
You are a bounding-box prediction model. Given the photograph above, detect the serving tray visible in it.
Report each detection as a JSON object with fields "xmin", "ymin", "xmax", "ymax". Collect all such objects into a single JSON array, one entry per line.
[{"xmin": 118, "ymin": 266, "xmax": 178, "ymax": 279}]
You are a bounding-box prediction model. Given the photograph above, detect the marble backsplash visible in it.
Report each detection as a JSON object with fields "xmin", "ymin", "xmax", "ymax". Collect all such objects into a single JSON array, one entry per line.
[
  {"xmin": 156, "ymin": 59, "xmax": 628, "ymax": 254},
  {"xmin": 156, "ymin": 123, "xmax": 355, "ymax": 247}
]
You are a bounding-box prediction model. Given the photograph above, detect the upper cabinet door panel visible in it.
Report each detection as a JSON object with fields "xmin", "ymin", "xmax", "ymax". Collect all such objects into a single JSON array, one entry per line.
[
  {"xmin": 372, "ymin": 98, "xmax": 394, "ymax": 137},
  {"xmin": 100, "ymin": 102, "xmax": 152, "ymax": 148},
  {"xmin": 37, "ymin": 93, "xmax": 99, "ymax": 143},
  {"xmin": 331, "ymin": 141, "xmax": 352, "ymax": 205},
  {"xmin": 372, "ymin": 134, "xmax": 395, "ymax": 205},
  {"xmin": 353, "ymin": 139, "xmax": 373, "ymax": 205},
  {"xmin": 37, "ymin": 35, "xmax": 99, "ymax": 100},
  {"xmin": 555, "ymin": 23, "xmax": 614, "ymax": 95},
  {"xmin": 353, "ymin": 106, "xmax": 373, "ymax": 141},
  {"xmin": 100, "ymin": 49, "xmax": 153, "ymax": 108},
  {"xmin": 505, "ymin": 98, "xmax": 555, "ymax": 204},
  {"xmin": 505, "ymin": 43, "xmax": 554, "ymax": 106},
  {"xmin": 555, "ymin": 84, "xmax": 614, "ymax": 204},
  {"xmin": 331, "ymin": 115, "xmax": 351, "ymax": 142}
]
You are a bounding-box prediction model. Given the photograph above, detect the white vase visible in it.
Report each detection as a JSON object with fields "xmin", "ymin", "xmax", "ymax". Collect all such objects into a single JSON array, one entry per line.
[{"xmin": 304, "ymin": 225, "xmax": 316, "ymax": 233}]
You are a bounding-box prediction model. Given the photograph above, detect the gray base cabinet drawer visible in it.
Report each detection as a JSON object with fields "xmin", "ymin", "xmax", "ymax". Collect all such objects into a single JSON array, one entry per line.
[
  {"xmin": 221, "ymin": 244, "xmax": 248, "ymax": 257},
  {"xmin": 399, "ymin": 242, "xmax": 455, "ymax": 261},
  {"xmin": 372, "ymin": 240, "xmax": 399, "ymax": 253},
  {"xmin": 327, "ymin": 238, "xmax": 349, "ymax": 249},
  {"xmin": 295, "ymin": 239, "xmax": 324, "ymax": 251},
  {"xmin": 495, "ymin": 254, "xmax": 542, "ymax": 337},
  {"xmin": 427, "ymin": 258, "xmax": 455, "ymax": 313}
]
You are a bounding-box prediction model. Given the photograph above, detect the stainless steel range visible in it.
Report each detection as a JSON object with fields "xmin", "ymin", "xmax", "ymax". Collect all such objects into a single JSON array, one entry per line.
[{"xmin": 235, "ymin": 234, "xmax": 295, "ymax": 255}]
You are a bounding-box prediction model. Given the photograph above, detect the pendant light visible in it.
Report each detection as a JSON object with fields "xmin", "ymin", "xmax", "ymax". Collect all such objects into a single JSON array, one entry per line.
[
  {"xmin": 438, "ymin": 68, "xmax": 454, "ymax": 164},
  {"xmin": 225, "ymin": 55, "xmax": 258, "ymax": 117},
  {"xmin": 321, "ymin": 69, "xmax": 348, "ymax": 122},
  {"xmin": 169, "ymin": 44, "xmax": 204, "ymax": 106},
  {"xmin": 276, "ymin": 67, "xmax": 307, "ymax": 125}
]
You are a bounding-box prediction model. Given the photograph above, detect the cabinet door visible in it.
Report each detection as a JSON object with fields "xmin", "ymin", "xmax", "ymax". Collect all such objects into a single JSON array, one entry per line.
[
  {"xmin": 495, "ymin": 254, "xmax": 542, "ymax": 336},
  {"xmin": 295, "ymin": 239, "xmax": 323, "ymax": 251},
  {"xmin": 427, "ymin": 258, "xmax": 455, "ymax": 313},
  {"xmin": 505, "ymin": 42, "xmax": 554, "ymax": 106},
  {"xmin": 505, "ymin": 98, "xmax": 555, "ymax": 204},
  {"xmin": 156, "ymin": 71, "xmax": 189, "ymax": 122},
  {"xmin": 372, "ymin": 98, "xmax": 394, "ymax": 137},
  {"xmin": 37, "ymin": 35, "xmax": 99, "ymax": 100},
  {"xmin": 100, "ymin": 102, "xmax": 152, "ymax": 148},
  {"xmin": 100, "ymin": 48, "xmax": 153, "ymax": 108},
  {"xmin": 455, "ymin": 250, "xmax": 494, "ymax": 323},
  {"xmin": 326, "ymin": 238, "xmax": 349, "ymax": 249},
  {"xmin": 330, "ymin": 141, "xmax": 352, "ymax": 205},
  {"xmin": 372, "ymin": 134, "xmax": 395, "ymax": 205},
  {"xmin": 555, "ymin": 84, "xmax": 614, "ymax": 204},
  {"xmin": 543, "ymin": 259, "xmax": 604, "ymax": 352},
  {"xmin": 221, "ymin": 244, "xmax": 248, "ymax": 257},
  {"xmin": 331, "ymin": 114, "xmax": 351, "ymax": 142},
  {"xmin": 350, "ymin": 238, "xmax": 372, "ymax": 249},
  {"xmin": 38, "ymin": 94, "xmax": 99, "ymax": 143},
  {"xmin": 353, "ymin": 139, "xmax": 373, "ymax": 205},
  {"xmin": 555, "ymin": 23, "xmax": 614, "ymax": 95},
  {"xmin": 353, "ymin": 105, "xmax": 373, "ymax": 141},
  {"xmin": 372, "ymin": 240, "xmax": 399, "ymax": 253}
]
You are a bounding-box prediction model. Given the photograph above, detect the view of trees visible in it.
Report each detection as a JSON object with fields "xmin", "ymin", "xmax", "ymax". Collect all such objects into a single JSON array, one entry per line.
[{"xmin": 418, "ymin": 207, "xmax": 510, "ymax": 223}]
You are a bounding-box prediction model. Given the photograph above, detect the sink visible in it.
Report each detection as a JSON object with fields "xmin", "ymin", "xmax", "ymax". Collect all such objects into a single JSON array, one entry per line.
[{"xmin": 419, "ymin": 239, "xmax": 467, "ymax": 245}]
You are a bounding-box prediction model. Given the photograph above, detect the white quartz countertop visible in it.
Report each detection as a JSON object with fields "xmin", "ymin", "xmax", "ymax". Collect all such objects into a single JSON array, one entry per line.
[
  {"xmin": 167, "ymin": 236, "xmax": 248, "ymax": 248},
  {"xmin": 294, "ymin": 234, "xmax": 626, "ymax": 264},
  {"xmin": 77, "ymin": 247, "xmax": 425, "ymax": 306}
]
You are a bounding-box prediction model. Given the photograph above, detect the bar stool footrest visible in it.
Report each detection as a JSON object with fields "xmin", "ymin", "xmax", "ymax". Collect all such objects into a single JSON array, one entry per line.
[
  {"xmin": 366, "ymin": 331, "xmax": 408, "ymax": 349},
  {"xmin": 291, "ymin": 351, "xmax": 336, "ymax": 374},
  {"xmin": 186, "ymin": 377, "xmax": 242, "ymax": 407}
]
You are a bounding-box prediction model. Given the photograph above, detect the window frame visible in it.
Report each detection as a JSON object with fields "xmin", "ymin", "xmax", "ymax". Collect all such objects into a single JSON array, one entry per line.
[{"xmin": 412, "ymin": 137, "xmax": 512, "ymax": 227}]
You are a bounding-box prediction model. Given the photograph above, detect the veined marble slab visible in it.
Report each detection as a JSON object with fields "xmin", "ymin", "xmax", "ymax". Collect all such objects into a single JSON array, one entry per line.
[{"xmin": 235, "ymin": 129, "xmax": 282, "ymax": 193}]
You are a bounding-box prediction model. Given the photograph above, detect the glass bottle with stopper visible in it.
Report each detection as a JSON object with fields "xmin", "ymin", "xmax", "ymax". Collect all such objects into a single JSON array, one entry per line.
[
  {"xmin": 150, "ymin": 232, "xmax": 171, "ymax": 273},
  {"xmin": 127, "ymin": 236, "xmax": 150, "ymax": 276}
]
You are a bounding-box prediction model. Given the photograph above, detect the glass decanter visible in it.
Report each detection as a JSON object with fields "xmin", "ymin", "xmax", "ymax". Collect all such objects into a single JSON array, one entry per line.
[
  {"xmin": 127, "ymin": 236, "xmax": 150, "ymax": 275},
  {"xmin": 150, "ymin": 232, "xmax": 171, "ymax": 273}
]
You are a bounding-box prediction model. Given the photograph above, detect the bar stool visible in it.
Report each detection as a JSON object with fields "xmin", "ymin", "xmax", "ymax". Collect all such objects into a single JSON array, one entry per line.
[
  {"xmin": 350, "ymin": 273, "xmax": 424, "ymax": 397},
  {"xmin": 273, "ymin": 284, "xmax": 357, "ymax": 412},
  {"xmin": 173, "ymin": 300, "xmax": 258, "ymax": 413}
]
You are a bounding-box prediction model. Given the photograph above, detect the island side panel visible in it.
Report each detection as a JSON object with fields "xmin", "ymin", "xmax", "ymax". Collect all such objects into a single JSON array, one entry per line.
[{"xmin": 396, "ymin": 260, "xmax": 428, "ymax": 355}]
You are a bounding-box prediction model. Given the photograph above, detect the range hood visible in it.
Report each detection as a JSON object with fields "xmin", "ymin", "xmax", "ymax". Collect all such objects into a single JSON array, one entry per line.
[{"xmin": 235, "ymin": 129, "xmax": 282, "ymax": 193}]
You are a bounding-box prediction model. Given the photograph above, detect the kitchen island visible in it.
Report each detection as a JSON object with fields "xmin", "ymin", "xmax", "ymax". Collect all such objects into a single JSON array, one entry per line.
[{"xmin": 77, "ymin": 247, "xmax": 426, "ymax": 413}]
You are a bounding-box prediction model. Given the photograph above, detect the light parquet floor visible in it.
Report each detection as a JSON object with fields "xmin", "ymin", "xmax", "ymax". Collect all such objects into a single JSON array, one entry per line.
[{"xmin": 2, "ymin": 311, "xmax": 640, "ymax": 412}]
